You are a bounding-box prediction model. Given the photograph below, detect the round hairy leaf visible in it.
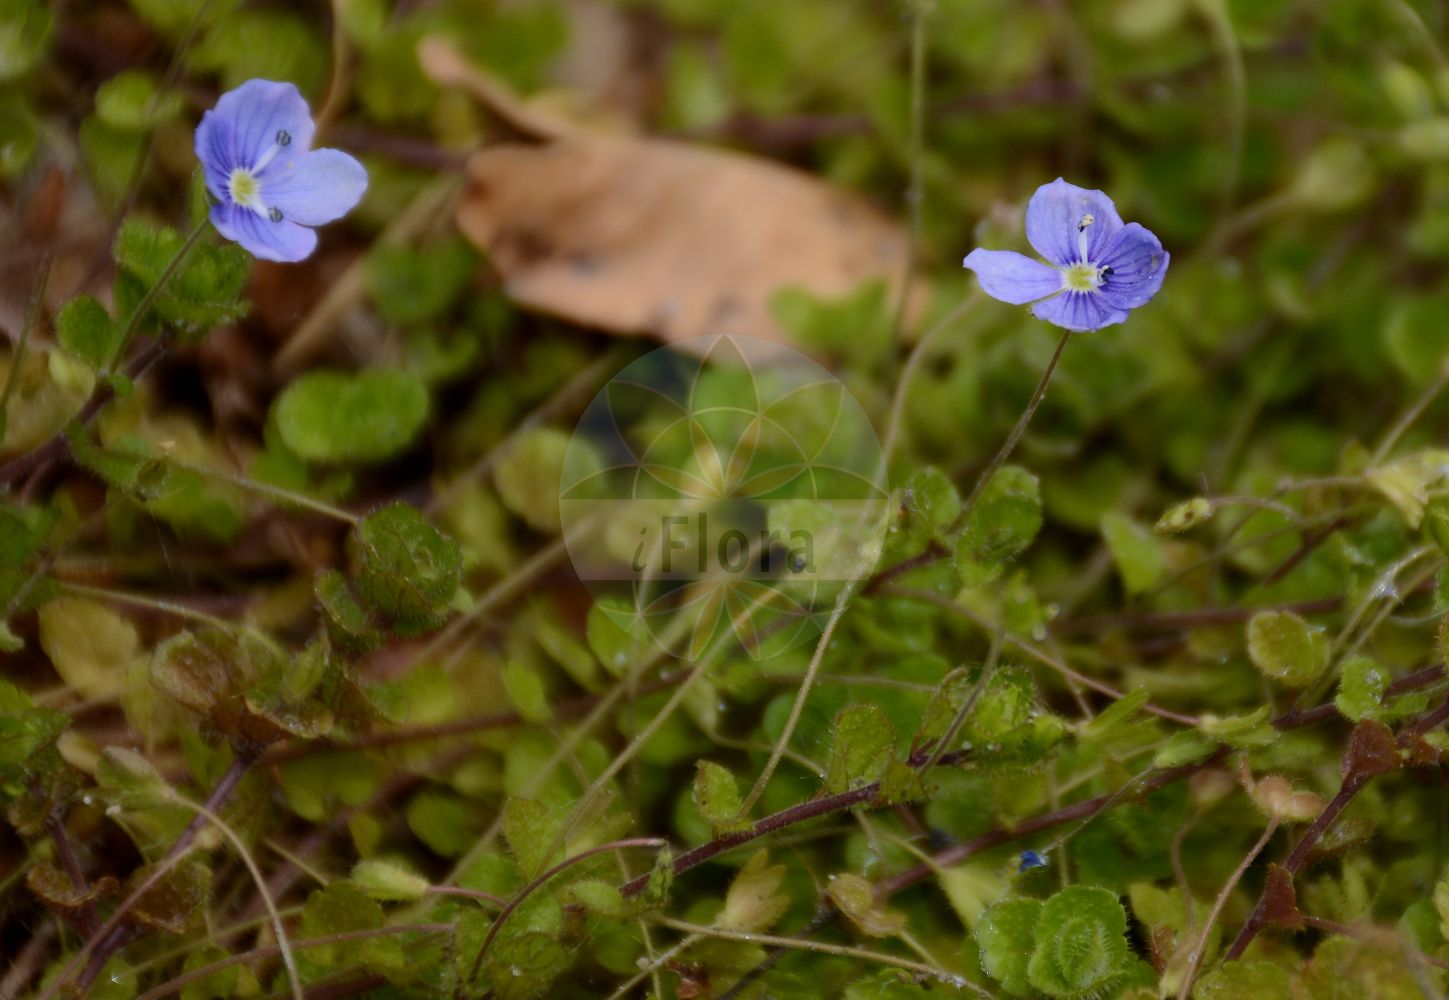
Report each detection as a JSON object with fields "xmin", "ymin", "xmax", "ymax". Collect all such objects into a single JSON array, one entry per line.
[
  {"xmin": 1026, "ymin": 886, "xmax": 1131, "ymax": 998},
  {"xmin": 977, "ymin": 897, "xmax": 1043, "ymax": 996},
  {"xmin": 956, "ymin": 465, "xmax": 1041, "ymax": 588},
  {"xmin": 275, "ymin": 369, "xmax": 429, "ymax": 464},
  {"xmin": 350, "ymin": 503, "xmax": 461, "ymax": 634},
  {"xmin": 55, "ymin": 295, "xmax": 120, "ymax": 370},
  {"xmin": 1246, "ymin": 610, "xmax": 1328, "ymax": 687}
]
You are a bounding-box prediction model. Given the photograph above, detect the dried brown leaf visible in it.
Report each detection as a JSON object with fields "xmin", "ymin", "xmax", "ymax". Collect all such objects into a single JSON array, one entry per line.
[
  {"xmin": 1261, "ymin": 864, "xmax": 1304, "ymax": 931},
  {"xmin": 1341, "ymin": 720, "xmax": 1401, "ymax": 780},
  {"xmin": 423, "ymin": 39, "xmax": 914, "ymax": 350}
]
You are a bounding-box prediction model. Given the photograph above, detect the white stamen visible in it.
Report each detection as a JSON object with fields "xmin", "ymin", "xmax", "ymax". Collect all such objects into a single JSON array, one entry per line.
[
  {"xmin": 1076, "ymin": 213, "xmax": 1094, "ymax": 262},
  {"xmin": 251, "ymin": 141, "xmax": 285, "ymax": 174}
]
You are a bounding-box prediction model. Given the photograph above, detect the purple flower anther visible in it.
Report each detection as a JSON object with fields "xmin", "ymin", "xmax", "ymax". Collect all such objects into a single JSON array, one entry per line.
[
  {"xmin": 194, "ymin": 80, "xmax": 367, "ymax": 263},
  {"xmin": 963, "ymin": 178, "xmax": 1169, "ymax": 332}
]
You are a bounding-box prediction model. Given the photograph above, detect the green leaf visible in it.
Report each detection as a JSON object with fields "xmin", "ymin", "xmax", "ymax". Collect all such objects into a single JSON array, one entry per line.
[
  {"xmin": 964, "ymin": 665, "xmax": 1066, "ymax": 765},
  {"xmin": 66, "ymin": 429, "xmax": 160, "ymax": 494},
  {"xmin": 483, "ymin": 931, "xmax": 572, "ymax": 1000},
  {"xmin": 914, "ymin": 666, "xmax": 973, "ymax": 749},
  {"xmin": 299, "ymin": 881, "xmax": 403, "ymax": 975},
  {"xmin": 892, "ymin": 466, "xmax": 962, "ymax": 555},
  {"xmin": 143, "ymin": 459, "xmax": 245, "ymax": 544},
  {"xmin": 502, "ymin": 797, "xmax": 561, "ymax": 878},
  {"xmin": 406, "ymin": 787, "xmax": 484, "ymax": 858},
  {"xmin": 955, "ymin": 465, "xmax": 1042, "ymax": 587},
  {"xmin": 0, "ymin": 92, "xmax": 37, "ymax": 178},
  {"xmin": 94, "ymin": 71, "xmax": 183, "ymax": 130},
  {"xmin": 963, "ymin": 666, "xmax": 1031, "ymax": 746},
  {"xmin": 1364, "ymin": 450, "xmax": 1449, "ymax": 529},
  {"xmin": 1300, "ymin": 936, "xmax": 1423, "ymax": 998},
  {"xmin": 1026, "ymin": 886, "xmax": 1131, "ymax": 998},
  {"xmin": 0, "ymin": 502, "xmax": 55, "ymax": 569},
  {"xmin": 180, "ymin": 943, "xmax": 250, "ymax": 1000},
  {"xmin": 274, "ymin": 369, "xmax": 430, "ymax": 465},
  {"xmin": 692, "ymin": 760, "xmax": 749, "ymax": 835},
  {"xmin": 1199, "ymin": 706, "xmax": 1277, "ymax": 749},
  {"xmin": 0, "ymin": 685, "xmax": 68, "ymax": 787},
  {"xmin": 187, "ymin": 8, "xmax": 327, "ymax": 94},
  {"xmin": 94, "ymin": 747, "xmax": 175, "ymax": 811},
  {"xmin": 718, "ymin": 850, "xmax": 789, "ymax": 932},
  {"xmin": 1425, "ymin": 498, "xmax": 1449, "ymax": 557},
  {"xmin": 1434, "ymin": 865, "xmax": 1449, "ymax": 942},
  {"xmin": 1102, "ymin": 511, "xmax": 1166, "ymax": 594},
  {"xmin": 80, "ymin": 116, "xmax": 143, "ymax": 208},
  {"xmin": 350, "ymin": 503, "xmax": 462, "ymax": 635},
  {"xmin": 842, "ymin": 972, "xmax": 933, "ymax": 1000},
  {"xmin": 937, "ymin": 861, "xmax": 1008, "ymax": 934},
  {"xmin": 149, "ymin": 630, "xmax": 238, "ymax": 718},
  {"xmin": 634, "ymin": 844, "xmax": 674, "ymax": 914},
  {"xmin": 114, "ymin": 219, "xmax": 251, "ymax": 333},
  {"xmin": 37, "ymin": 597, "xmax": 140, "ymax": 701},
  {"xmin": 55, "ymin": 295, "xmax": 121, "ymax": 370},
  {"xmin": 1153, "ymin": 730, "xmax": 1218, "ymax": 768},
  {"xmin": 150, "ymin": 630, "xmax": 293, "ymax": 745},
  {"xmin": 978, "ymin": 897, "xmax": 1043, "ymax": 996},
  {"xmin": 559, "ymin": 878, "xmax": 626, "ymax": 917},
  {"xmin": 502, "ymin": 660, "xmax": 550, "ymax": 723},
  {"xmin": 243, "ymin": 641, "xmax": 337, "ymax": 740},
  {"xmin": 1154, "ymin": 497, "xmax": 1213, "ymax": 534},
  {"xmin": 1246, "ymin": 610, "xmax": 1329, "ymax": 687},
  {"xmin": 530, "ymin": 606, "xmax": 599, "ymax": 690},
  {"xmin": 127, "ymin": 860, "xmax": 211, "ymax": 934},
  {"xmin": 771, "ymin": 279, "xmax": 892, "ymax": 367},
  {"xmin": 0, "ymin": 0, "xmax": 52, "ymax": 81},
  {"xmin": 495, "ymin": 428, "xmax": 572, "ymax": 534},
  {"xmin": 826, "ymin": 871, "xmax": 905, "ymax": 937},
  {"xmin": 1194, "ymin": 961, "xmax": 1292, "ymax": 1000},
  {"xmin": 279, "ymin": 752, "xmax": 376, "ymax": 822},
  {"xmin": 1384, "ymin": 294, "xmax": 1449, "ymax": 387},
  {"xmin": 825, "ymin": 703, "xmax": 895, "ymax": 794},
  {"xmin": 586, "ymin": 598, "xmax": 652, "ymax": 678},
  {"xmin": 365, "ymin": 238, "xmax": 476, "ymax": 326},
  {"xmin": 356, "ymin": 28, "xmax": 435, "ymax": 124},
  {"xmin": 1335, "ymin": 656, "xmax": 1386, "ymax": 721},
  {"xmin": 1401, "ymin": 897, "xmax": 1444, "ymax": 954},
  {"xmin": 315, "ymin": 569, "xmax": 381, "ymax": 651},
  {"xmin": 130, "ymin": 0, "xmax": 237, "ymax": 37},
  {"xmin": 351, "ymin": 859, "xmax": 430, "ymax": 902}
]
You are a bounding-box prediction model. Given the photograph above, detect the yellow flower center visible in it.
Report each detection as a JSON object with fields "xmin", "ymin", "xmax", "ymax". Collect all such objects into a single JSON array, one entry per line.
[
  {"xmin": 228, "ymin": 169, "xmax": 261, "ymax": 208},
  {"xmin": 1063, "ymin": 262, "xmax": 1101, "ymax": 293}
]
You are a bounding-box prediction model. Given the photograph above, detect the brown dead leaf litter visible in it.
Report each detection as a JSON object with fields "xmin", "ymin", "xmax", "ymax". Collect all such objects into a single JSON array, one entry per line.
[{"xmin": 422, "ymin": 38, "xmax": 918, "ymax": 350}]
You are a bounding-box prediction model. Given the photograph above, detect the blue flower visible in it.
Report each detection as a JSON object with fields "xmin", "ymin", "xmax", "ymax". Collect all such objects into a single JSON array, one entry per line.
[
  {"xmin": 1017, "ymin": 850, "xmax": 1049, "ymax": 873},
  {"xmin": 963, "ymin": 179, "xmax": 1169, "ymax": 332},
  {"xmin": 194, "ymin": 80, "xmax": 367, "ymax": 263}
]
